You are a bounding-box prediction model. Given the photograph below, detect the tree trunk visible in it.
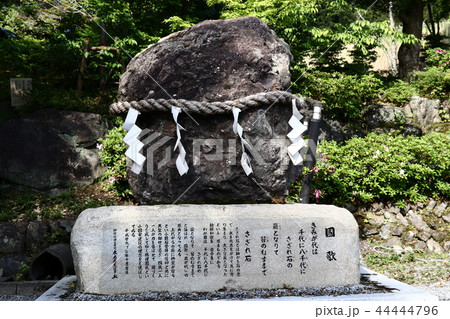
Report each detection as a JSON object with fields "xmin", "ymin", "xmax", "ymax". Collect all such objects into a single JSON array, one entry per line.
[
  {"xmin": 398, "ymin": 0, "xmax": 425, "ymax": 79},
  {"xmin": 76, "ymin": 38, "xmax": 91, "ymax": 96},
  {"xmin": 427, "ymin": 3, "xmax": 436, "ymax": 36},
  {"xmin": 99, "ymin": 22, "xmax": 107, "ymax": 89},
  {"xmin": 388, "ymin": 1, "xmax": 398, "ymax": 76}
]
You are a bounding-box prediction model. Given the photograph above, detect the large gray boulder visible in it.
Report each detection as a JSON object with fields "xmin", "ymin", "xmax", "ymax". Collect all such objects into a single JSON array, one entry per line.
[
  {"xmin": 117, "ymin": 17, "xmax": 310, "ymax": 203},
  {"xmin": 363, "ymin": 103, "xmax": 422, "ymax": 136},
  {"xmin": 0, "ymin": 109, "xmax": 108, "ymax": 191},
  {"xmin": 118, "ymin": 16, "xmax": 292, "ymax": 102},
  {"xmin": 404, "ymin": 96, "xmax": 448, "ymax": 132},
  {"xmin": 364, "ymin": 104, "xmax": 406, "ymax": 128}
]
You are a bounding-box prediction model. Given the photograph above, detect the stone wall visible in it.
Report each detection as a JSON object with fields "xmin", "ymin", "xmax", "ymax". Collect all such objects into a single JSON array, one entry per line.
[
  {"xmin": 362, "ymin": 97, "xmax": 449, "ymax": 138},
  {"xmin": 0, "ymin": 220, "xmax": 74, "ymax": 280},
  {"xmin": 355, "ymin": 200, "xmax": 449, "ymax": 254}
]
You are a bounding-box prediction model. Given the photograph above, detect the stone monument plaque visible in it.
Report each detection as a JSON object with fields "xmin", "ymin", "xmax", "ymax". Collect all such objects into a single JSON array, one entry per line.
[
  {"xmin": 10, "ymin": 78, "xmax": 32, "ymax": 107},
  {"xmin": 71, "ymin": 204, "xmax": 360, "ymax": 294}
]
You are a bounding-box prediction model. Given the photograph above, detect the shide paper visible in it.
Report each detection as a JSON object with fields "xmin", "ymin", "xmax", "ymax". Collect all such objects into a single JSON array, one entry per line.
[
  {"xmin": 287, "ymin": 99, "xmax": 307, "ymax": 165},
  {"xmin": 232, "ymin": 107, "xmax": 253, "ymax": 175},
  {"xmin": 123, "ymin": 108, "xmax": 145, "ymax": 174},
  {"xmin": 171, "ymin": 106, "xmax": 189, "ymax": 176}
]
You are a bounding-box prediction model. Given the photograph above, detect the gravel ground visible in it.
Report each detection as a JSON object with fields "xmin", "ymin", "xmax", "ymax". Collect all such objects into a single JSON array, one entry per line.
[
  {"xmin": 0, "ymin": 275, "xmax": 393, "ymax": 301},
  {"xmin": 0, "ymin": 295, "xmax": 39, "ymax": 301},
  {"xmin": 60, "ymin": 281, "xmax": 450, "ymax": 301},
  {"xmin": 1, "ymin": 279, "xmax": 448, "ymax": 301},
  {"xmin": 64, "ymin": 284, "xmax": 388, "ymax": 301},
  {"xmin": 413, "ymin": 281, "xmax": 450, "ymax": 301}
]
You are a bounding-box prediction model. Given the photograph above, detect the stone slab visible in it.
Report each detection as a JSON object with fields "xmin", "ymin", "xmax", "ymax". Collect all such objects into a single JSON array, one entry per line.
[
  {"xmin": 71, "ymin": 204, "xmax": 360, "ymax": 294},
  {"xmin": 16, "ymin": 280, "xmax": 58, "ymax": 296},
  {"xmin": 0, "ymin": 282, "xmax": 17, "ymax": 295}
]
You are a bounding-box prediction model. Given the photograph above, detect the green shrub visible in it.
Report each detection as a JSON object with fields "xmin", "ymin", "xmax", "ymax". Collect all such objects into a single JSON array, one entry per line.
[
  {"xmin": 12, "ymin": 262, "xmax": 29, "ymax": 281},
  {"xmin": 383, "ymin": 80, "xmax": 418, "ymax": 105},
  {"xmin": 0, "ymin": 183, "xmax": 123, "ymax": 222},
  {"xmin": 423, "ymin": 47, "xmax": 449, "ymax": 70},
  {"xmin": 410, "ymin": 67, "xmax": 450, "ymax": 100},
  {"xmin": 288, "ymin": 132, "xmax": 450, "ymax": 206},
  {"xmin": 98, "ymin": 119, "xmax": 132, "ymax": 199},
  {"xmin": 296, "ymin": 71, "xmax": 383, "ymax": 121}
]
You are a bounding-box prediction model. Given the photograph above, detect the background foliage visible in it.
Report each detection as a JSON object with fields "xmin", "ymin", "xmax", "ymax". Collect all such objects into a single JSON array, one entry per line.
[
  {"xmin": 0, "ymin": 0, "xmax": 449, "ymax": 204},
  {"xmin": 1, "ymin": 0, "xmax": 448, "ymax": 115},
  {"xmin": 295, "ymin": 71, "xmax": 383, "ymax": 120}
]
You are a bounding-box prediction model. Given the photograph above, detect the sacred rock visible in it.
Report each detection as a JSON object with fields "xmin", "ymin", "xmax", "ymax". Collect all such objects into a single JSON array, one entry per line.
[
  {"xmin": 116, "ymin": 17, "xmax": 319, "ymax": 203},
  {"xmin": 118, "ymin": 16, "xmax": 292, "ymax": 102}
]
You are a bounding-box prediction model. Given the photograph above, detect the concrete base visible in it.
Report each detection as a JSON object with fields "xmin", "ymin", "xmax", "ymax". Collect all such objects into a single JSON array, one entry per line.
[
  {"xmin": 36, "ymin": 267, "xmax": 438, "ymax": 301},
  {"xmin": 36, "ymin": 276, "xmax": 75, "ymax": 301},
  {"xmin": 0, "ymin": 280, "xmax": 57, "ymax": 296}
]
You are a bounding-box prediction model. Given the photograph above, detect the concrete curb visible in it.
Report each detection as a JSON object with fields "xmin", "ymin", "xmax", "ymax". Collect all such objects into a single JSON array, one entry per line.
[
  {"xmin": 0, "ymin": 280, "xmax": 58, "ymax": 296},
  {"xmin": 36, "ymin": 276, "xmax": 76, "ymax": 301}
]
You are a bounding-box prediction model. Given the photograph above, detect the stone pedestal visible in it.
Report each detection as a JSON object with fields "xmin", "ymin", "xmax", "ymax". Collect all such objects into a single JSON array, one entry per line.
[{"xmin": 71, "ymin": 204, "xmax": 360, "ymax": 294}]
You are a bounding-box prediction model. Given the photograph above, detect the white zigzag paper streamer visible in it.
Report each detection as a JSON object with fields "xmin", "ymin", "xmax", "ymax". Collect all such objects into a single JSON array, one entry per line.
[
  {"xmin": 287, "ymin": 99, "xmax": 307, "ymax": 165},
  {"xmin": 122, "ymin": 108, "xmax": 146, "ymax": 174},
  {"xmin": 171, "ymin": 106, "xmax": 189, "ymax": 176},
  {"xmin": 232, "ymin": 107, "xmax": 253, "ymax": 175}
]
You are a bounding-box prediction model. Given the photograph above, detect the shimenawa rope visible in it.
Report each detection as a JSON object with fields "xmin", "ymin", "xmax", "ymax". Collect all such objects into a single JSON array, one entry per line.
[{"xmin": 110, "ymin": 91, "xmax": 304, "ymax": 115}]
